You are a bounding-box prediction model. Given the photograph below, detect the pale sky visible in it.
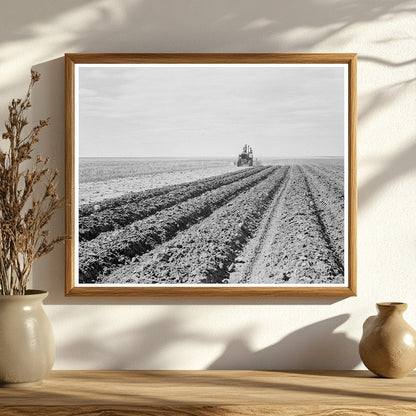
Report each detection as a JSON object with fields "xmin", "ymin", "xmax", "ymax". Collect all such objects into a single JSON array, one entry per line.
[{"xmin": 78, "ymin": 64, "xmax": 346, "ymax": 158}]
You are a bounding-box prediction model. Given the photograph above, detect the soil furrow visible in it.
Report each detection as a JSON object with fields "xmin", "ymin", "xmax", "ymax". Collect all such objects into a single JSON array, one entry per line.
[
  {"xmin": 228, "ymin": 167, "xmax": 292, "ymax": 283},
  {"xmin": 228, "ymin": 166, "xmax": 343, "ymax": 285},
  {"xmin": 302, "ymin": 165, "xmax": 344, "ymax": 262},
  {"xmin": 79, "ymin": 167, "xmax": 260, "ymax": 241},
  {"xmin": 301, "ymin": 166, "xmax": 344, "ymax": 273},
  {"xmin": 308, "ymin": 164, "xmax": 344, "ymax": 196},
  {"xmin": 99, "ymin": 167, "xmax": 289, "ymax": 285},
  {"xmin": 79, "ymin": 184, "xmax": 176, "ymax": 217},
  {"xmin": 79, "ymin": 166, "xmax": 277, "ymax": 283},
  {"xmin": 80, "ymin": 166, "xmax": 253, "ymax": 217}
]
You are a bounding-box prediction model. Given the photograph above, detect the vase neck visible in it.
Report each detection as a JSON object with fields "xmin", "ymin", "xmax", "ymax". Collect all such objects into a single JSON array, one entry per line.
[
  {"xmin": 377, "ymin": 302, "xmax": 407, "ymax": 316},
  {"xmin": 0, "ymin": 290, "xmax": 48, "ymax": 305}
]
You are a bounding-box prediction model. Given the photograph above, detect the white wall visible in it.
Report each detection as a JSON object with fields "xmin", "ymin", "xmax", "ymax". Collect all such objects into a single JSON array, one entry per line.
[{"xmin": 1, "ymin": 0, "xmax": 415, "ymax": 370}]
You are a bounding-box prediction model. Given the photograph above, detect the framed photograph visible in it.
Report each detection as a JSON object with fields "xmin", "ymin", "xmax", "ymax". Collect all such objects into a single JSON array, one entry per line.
[{"xmin": 65, "ymin": 53, "xmax": 356, "ymax": 296}]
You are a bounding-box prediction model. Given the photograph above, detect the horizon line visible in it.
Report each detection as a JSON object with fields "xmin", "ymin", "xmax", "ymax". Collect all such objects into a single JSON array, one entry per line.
[{"xmin": 79, "ymin": 155, "xmax": 344, "ymax": 159}]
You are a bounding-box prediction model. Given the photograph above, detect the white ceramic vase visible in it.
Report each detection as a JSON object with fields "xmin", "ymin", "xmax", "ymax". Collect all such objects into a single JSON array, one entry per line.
[{"xmin": 0, "ymin": 290, "xmax": 55, "ymax": 387}]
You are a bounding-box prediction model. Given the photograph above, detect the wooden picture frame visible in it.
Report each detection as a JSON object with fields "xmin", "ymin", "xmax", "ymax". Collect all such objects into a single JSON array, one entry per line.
[{"xmin": 65, "ymin": 53, "xmax": 356, "ymax": 297}]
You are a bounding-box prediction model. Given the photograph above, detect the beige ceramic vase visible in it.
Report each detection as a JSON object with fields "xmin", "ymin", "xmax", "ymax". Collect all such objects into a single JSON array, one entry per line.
[
  {"xmin": 359, "ymin": 302, "xmax": 416, "ymax": 378},
  {"xmin": 0, "ymin": 290, "xmax": 55, "ymax": 387}
]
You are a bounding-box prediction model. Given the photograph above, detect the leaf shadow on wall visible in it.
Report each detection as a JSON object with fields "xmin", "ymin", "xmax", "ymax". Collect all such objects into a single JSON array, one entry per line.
[
  {"xmin": 0, "ymin": 0, "xmax": 414, "ymax": 96},
  {"xmin": 54, "ymin": 312, "xmax": 216, "ymax": 369},
  {"xmin": 53, "ymin": 309, "xmax": 359, "ymax": 370},
  {"xmin": 358, "ymin": 138, "xmax": 416, "ymax": 210},
  {"xmin": 356, "ymin": 55, "xmax": 416, "ymax": 210},
  {"xmin": 207, "ymin": 314, "xmax": 360, "ymax": 370},
  {"xmin": 26, "ymin": 0, "xmax": 416, "ymax": 305}
]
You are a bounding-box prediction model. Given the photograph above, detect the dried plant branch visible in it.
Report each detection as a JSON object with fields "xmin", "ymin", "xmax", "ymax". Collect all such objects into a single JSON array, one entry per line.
[{"xmin": 0, "ymin": 71, "xmax": 66, "ymax": 295}]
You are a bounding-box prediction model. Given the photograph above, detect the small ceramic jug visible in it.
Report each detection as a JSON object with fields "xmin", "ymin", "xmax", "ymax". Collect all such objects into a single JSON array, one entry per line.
[{"xmin": 359, "ymin": 302, "xmax": 416, "ymax": 378}]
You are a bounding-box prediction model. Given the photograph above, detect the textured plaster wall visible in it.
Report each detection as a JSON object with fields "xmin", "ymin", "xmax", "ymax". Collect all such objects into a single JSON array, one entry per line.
[{"xmin": 0, "ymin": 0, "xmax": 415, "ymax": 370}]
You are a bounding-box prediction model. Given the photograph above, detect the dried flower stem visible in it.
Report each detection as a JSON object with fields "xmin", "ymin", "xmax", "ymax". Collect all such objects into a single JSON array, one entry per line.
[{"xmin": 0, "ymin": 71, "xmax": 65, "ymax": 295}]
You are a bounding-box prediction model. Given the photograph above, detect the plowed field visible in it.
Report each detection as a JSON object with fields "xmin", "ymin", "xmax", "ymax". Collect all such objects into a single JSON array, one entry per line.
[{"xmin": 78, "ymin": 163, "xmax": 345, "ymax": 285}]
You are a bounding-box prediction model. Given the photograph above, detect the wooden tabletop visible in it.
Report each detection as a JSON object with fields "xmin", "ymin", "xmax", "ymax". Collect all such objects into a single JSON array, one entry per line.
[{"xmin": 1, "ymin": 370, "xmax": 415, "ymax": 415}]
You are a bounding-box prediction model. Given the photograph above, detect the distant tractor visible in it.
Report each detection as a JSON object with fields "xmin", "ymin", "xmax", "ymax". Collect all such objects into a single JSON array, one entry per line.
[{"xmin": 237, "ymin": 144, "xmax": 254, "ymax": 167}]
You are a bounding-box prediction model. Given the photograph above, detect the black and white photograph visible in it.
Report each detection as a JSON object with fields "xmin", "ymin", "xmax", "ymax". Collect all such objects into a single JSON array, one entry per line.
[{"xmin": 66, "ymin": 54, "xmax": 356, "ymax": 295}]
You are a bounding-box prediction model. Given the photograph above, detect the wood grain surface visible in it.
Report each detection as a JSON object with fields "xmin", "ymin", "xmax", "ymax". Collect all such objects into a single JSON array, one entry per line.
[{"xmin": 1, "ymin": 370, "xmax": 415, "ymax": 415}]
